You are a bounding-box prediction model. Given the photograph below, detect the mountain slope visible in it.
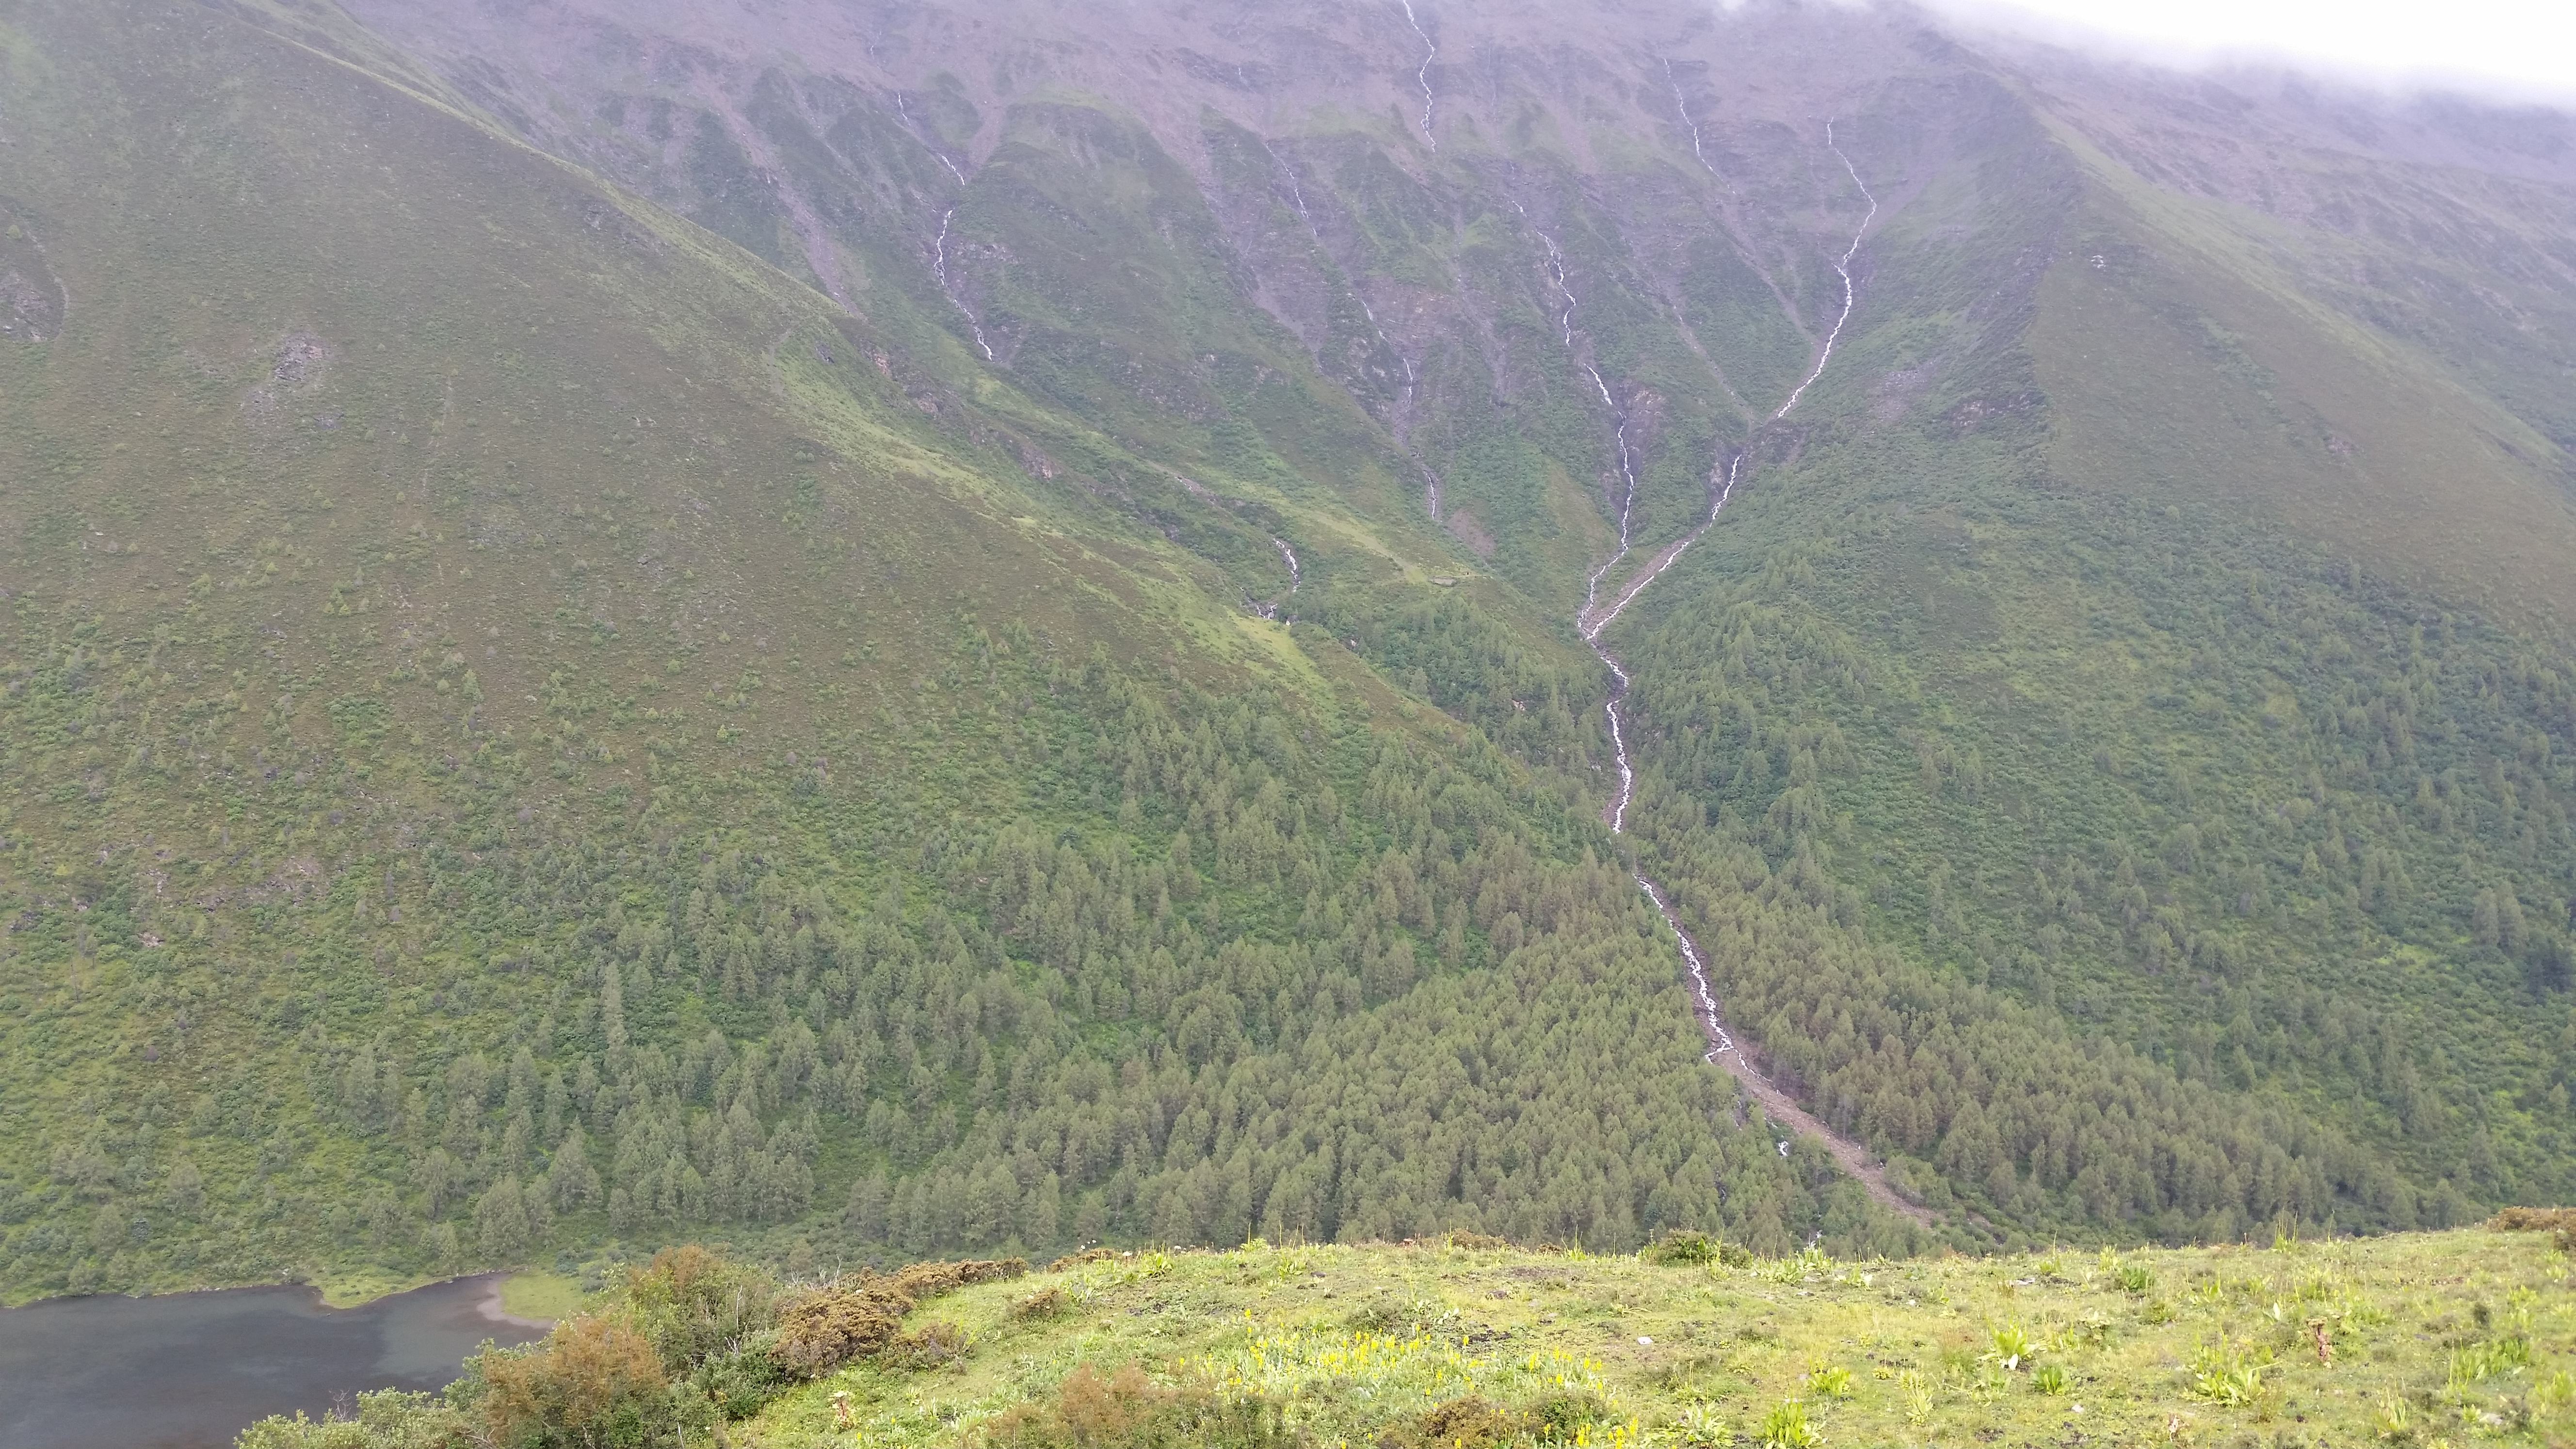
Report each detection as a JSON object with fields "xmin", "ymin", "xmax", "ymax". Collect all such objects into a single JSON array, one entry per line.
[
  {"xmin": 8, "ymin": 0, "xmax": 2576, "ymax": 1302},
  {"xmin": 0, "ymin": 0, "xmax": 1888, "ymax": 1304}
]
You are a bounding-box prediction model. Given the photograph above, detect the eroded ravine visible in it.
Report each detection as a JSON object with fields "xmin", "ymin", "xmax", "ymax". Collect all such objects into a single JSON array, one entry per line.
[{"xmin": 1561, "ymin": 128, "xmax": 1930, "ymax": 1225}]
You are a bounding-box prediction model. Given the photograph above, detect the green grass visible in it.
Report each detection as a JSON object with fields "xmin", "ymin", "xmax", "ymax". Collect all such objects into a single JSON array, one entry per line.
[
  {"xmin": 446, "ymin": 1224, "xmax": 2576, "ymax": 1449},
  {"xmin": 497, "ymin": 1269, "xmax": 587, "ymax": 1323}
]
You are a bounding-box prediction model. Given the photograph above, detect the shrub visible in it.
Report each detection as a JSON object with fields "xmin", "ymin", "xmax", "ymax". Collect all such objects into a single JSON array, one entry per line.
[
  {"xmin": 1642, "ymin": 1230, "xmax": 1754, "ymax": 1268},
  {"xmin": 236, "ymin": 1390, "xmax": 474, "ymax": 1449},
  {"xmin": 1013, "ymin": 1286, "xmax": 1074, "ymax": 1320},
  {"xmin": 624, "ymin": 1245, "xmax": 780, "ymax": 1375},
  {"xmin": 2487, "ymin": 1208, "xmax": 2576, "ymax": 1255},
  {"xmin": 886, "ymin": 1256, "xmax": 1028, "ymax": 1298},
  {"xmin": 772, "ymin": 1284, "xmax": 908, "ymax": 1375},
  {"xmin": 1527, "ymin": 1392, "xmax": 1615, "ymax": 1442},
  {"xmin": 773, "ymin": 1257, "xmax": 1025, "ymax": 1376},
  {"xmin": 884, "ymin": 1321, "xmax": 971, "ymax": 1370},
  {"xmin": 2487, "ymin": 1207, "xmax": 2576, "ymax": 1232},
  {"xmin": 1644, "ymin": 1231, "xmax": 1720, "ymax": 1267},
  {"xmin": 473, "ymin": 1313, "xmax": 670, "ymax": 1449},
  {"xmin": 1379, "ymin": 1396, "xmax": 1520, "ymax": 1449}
]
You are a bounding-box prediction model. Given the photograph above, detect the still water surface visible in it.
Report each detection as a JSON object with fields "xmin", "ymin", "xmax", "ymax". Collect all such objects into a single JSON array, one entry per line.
[{"xmin": 0, "ymin": 1274, "xmax": 549, "ymax": 1449}]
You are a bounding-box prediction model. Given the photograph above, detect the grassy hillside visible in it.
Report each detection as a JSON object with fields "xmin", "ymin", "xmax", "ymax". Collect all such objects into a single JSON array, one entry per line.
[
  {"xmin": 243, "ymin": 1221, "xmax": 2576, "ymax": 1448},
  {"xmin": 0, "ymin": 0, "xmax": 1889, "ymax": 1307},
  {"xmin": 1589, "ymin": 68, "xmax": 2576, "ymax": 1242}
]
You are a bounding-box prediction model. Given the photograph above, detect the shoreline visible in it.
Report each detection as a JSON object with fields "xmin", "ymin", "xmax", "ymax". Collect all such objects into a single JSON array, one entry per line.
[
  {"xmin": 476, "ymin": 1274, "xmax": 557, "ymax": 1332},
  {"xmin": 1, "ymin": 1269, "xmax": 560, "ymax": 1323}
]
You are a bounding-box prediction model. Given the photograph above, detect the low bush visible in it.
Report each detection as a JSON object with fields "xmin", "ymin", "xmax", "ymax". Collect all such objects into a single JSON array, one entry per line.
[
  {"xmin": 474, "ymin": 1314, "xmax": 669, "ymax": 1449},
  {"xmin": 1644, "ymin": 1230, "xmax": 1752, "ymax": 1268},
  {"xmin": 235, "ymin": 1391, "xmax": 474, "ymax": 1449},
  {"xmin": 1377, "ymin": 1397, "xmax": 1520, "ymax": 1449},
  {"xmin": 1012, "ymin": 1286, "xmax": 1074, "ymax": 1320},
  {"xmin": 773, "ymin": 1257, "xmax": 1025, "ymax": 1375},
  {"xmin": 884, "ymin": 1320, "xmax": 971, "ymax": 1370}
]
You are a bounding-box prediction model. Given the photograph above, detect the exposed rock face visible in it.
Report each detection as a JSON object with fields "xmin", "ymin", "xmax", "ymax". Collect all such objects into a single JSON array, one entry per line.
[{"xmin": 0, "ymin": 203, "xmax": 66, "ymax": 343}]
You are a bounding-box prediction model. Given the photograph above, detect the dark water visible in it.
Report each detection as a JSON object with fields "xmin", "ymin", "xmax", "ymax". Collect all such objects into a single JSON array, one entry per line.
[{"xmin": 0, "ymin": 1274, "xmax": 549, "ymax": 1449}]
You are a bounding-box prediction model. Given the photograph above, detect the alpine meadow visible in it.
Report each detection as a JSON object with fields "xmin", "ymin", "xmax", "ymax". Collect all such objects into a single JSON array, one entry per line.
[{"xmin": 6, "ymin": 0, "xmax": 2576, "ymax": 1440}]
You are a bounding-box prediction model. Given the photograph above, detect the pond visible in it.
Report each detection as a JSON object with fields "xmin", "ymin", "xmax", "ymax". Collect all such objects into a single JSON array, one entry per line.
[{"xmin": 0, "ymin": 1274, "xmax": 550, "ymax": 1449}]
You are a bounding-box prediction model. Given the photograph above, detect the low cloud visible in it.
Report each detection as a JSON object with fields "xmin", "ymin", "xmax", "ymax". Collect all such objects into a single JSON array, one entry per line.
[{"xmin": 1908, "ymin": 0, "xmax": 2576, "ymax": 109}]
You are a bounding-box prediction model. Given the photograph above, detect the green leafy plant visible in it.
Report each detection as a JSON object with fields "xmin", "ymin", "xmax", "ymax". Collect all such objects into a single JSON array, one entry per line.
[
  {"xmin": 1803, "ymin": 1362, "xmax": 1853, "ymax": 1399},
  {"xmin": 2535, "ymin": 1370, "xmax": 2576, "ymax": 1416},
  {"xmin": 2449, "ymin": 1337, "xmax": 2534, "ymax": 1395},
  {"xmin": 1899, "ymin": 1370, "xmax": 1932, "ymax": 1426},
  {"xmin": 2190, "ymin": 1342, "xmax": 2267, "ymax": 1406},
  {"xmin": 1675, "ymin": 1402, "xmax": 1731, "ymax": 1449},
  {"xmin": 2031, "ymin": 1364, "xmax": 2070, "ymax": 1396},
  {"xmin": 1755, "ymin": 1400, "xmax": 1822, "ymax": 1449},
  {"xmin": 1990, "ymin": 1323, "xmax": 2035, "ymax": 1371}
]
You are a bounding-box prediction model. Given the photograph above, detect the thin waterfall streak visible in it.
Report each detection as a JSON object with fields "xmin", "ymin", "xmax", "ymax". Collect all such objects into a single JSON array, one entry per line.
[
  {"xmin": 1572, "ymin": 134, "xmax": 1874, "ymax": 1073},
  {"xmin": 1639, "ymin": 872, "xmax": 1736, "ymax": 1058},
  {"xmin": 1540, "ymin": 233, "xmax": 1576, "ymax": 348},
  {"xmin": 1528, "ymin": 202, "xmax": 1644, "ymax": 633},
  {"xmin": 1269, "ymin": 136, "xmax": 1430, "ymax": 514},
  {"xmin": 932, "ymin": 208, "xmax": 995, "ymax": 361},
  {"xmin": 1398, "ymin": 0, "xmax": 1437, "ymax": 149},
  {"xmin": 1586, "ymin": 450, "xmax": 1752, "ymax": 1061},
  {"xmin": 1577, "ymin": 360, "xmax": 1639, "ymax": 627},
  {"xmin": 1529, "ymin": 170, "xmax": 1755, "ymax": 1068},
  {"xmin": 1663, "ymin": 55, "xmax": 1735, "ymax": 195},
  {"xmin": 1587, "ymin": 453, "xmax": 1741, "ymax": 641},
  {"xmin": 1256, "ymin": 536, "xmax": 1303, "ymax": 623},
  {"xmin": 1268, "ymin": 139, "xmax": 1316, "ymax": 227},
  {"xmin": 895, "ymin": 95, "xmax": 968, "ymax": 186},
  {"xmin": 1772, "ymin": 119, "xmax": 1876, "ymax": 421},
  {"xmin": 1569, "ymin": 142, "xmax": 1937, "ymax": 1166}
]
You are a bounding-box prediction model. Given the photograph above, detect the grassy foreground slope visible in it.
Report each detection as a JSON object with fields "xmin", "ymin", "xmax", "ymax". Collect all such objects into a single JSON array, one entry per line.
[{"xmin": 247, "ymin": 1222, "xmax": 2576, "ymax": 1449}]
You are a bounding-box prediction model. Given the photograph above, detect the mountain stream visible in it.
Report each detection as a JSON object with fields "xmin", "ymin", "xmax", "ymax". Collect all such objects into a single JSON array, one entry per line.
[{"xmin": 1558, "ymin": 127, "xmax": 1930, "ymax": 1224}]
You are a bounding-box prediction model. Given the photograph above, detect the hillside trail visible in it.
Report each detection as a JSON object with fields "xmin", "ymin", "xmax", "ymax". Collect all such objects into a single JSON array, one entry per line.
[{"xmin": 1563, "ymin": 124, "xmax": 1933, "ymax": 1228}]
